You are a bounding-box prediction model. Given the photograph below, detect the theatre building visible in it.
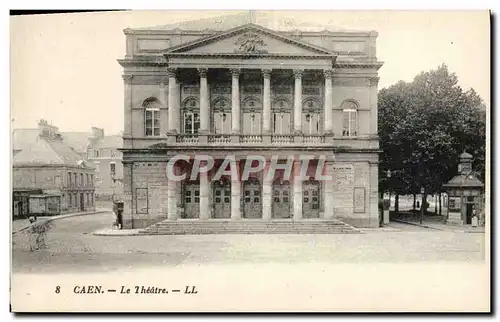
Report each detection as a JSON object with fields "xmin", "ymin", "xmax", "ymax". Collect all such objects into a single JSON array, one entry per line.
[{"xmin": 118, "ymin": 12, "xmax": 383, "ymax": 231}]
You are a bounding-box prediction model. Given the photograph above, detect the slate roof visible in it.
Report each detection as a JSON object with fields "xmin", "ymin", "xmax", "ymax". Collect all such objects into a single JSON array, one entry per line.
[
  {"xmin": 12, "ymin": 129, "xmax": 39, "ymax": 151},
  {"xmin": 444, "ymin": 172, "xmax": 484, "ymax": 188},
  {"xmin": 13, "ymin": 135, "xmax": 92, "ymax": 168},
  {"xmin": 90, "ymin": 135, "xmax": 123, "ymax": 149},
  {"xmin": 61, "ymin": 131, "xmax": 92, "ymax": 154}
]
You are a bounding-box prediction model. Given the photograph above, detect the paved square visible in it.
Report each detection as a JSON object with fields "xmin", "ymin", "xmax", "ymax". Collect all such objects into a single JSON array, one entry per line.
[{"xmin": 12, "ymin": 212, "xmax": 486, "ymax": 274}]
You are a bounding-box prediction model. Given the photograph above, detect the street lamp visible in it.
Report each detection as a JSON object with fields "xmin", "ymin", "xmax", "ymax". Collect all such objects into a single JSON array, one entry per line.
[{"xmin": 420, "ymin": 187, "xmax": 425, "ymax": 225}]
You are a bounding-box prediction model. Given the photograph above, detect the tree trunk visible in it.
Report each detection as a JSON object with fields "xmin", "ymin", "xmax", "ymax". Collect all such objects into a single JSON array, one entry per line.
[
  {"xmin": 434, "ymin": 194, "xmax": 438, "ymax": 214},
  {"xmin": 413, "ymin": 193, "xmax": 416, "ymax": 211},
  {"xmin": 395, "ymin": 194, "xmax": 400, "ymax": 214},
  {"xmin": 439, "ymin": 193, "xmax": 442, "ymax": 215},
  {"xmin": 423, "ymin": 194, "xmax": 428, "ymax": 214}
]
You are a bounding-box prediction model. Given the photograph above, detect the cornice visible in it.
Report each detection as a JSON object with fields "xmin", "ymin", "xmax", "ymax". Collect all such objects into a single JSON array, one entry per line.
[{"xmin": 164, "ymin": 52, "xmax": 337, "ymax": 61}]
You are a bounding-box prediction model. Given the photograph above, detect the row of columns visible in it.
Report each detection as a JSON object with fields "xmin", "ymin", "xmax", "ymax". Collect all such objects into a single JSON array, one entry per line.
[
  {"xmin": 166, "ymin": 67, "xmax": 335, "ymax": 135},
  {"xmin": 166, "ymin": 160, "xmax": 335, "ymax": 221}
]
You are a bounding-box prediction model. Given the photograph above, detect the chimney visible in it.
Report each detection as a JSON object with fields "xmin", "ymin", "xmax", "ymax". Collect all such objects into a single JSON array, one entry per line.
[
  {"xmin": 91, "ymin": 127, "xmax": 104, "ymax": 139},
  {"xmin": 38, "ymin": 119, "xmax": 61, "ymax": 140}
]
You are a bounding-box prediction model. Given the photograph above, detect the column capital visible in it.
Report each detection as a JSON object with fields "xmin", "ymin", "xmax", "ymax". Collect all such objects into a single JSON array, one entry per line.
[
  {"xmin": 167, "ymin": 67, "xmax": 177, "ymax": 78},
  {"xmin": 293, "ymin": 69, "xmax": 304, "ymax": 79},
  {"xmin": 122, "ymin": 75, "xmax": 134, "ymax": 84},
  {"xmin": 197, "ymin": 67, "xmax": 208, "ymax": 78},
  {"xmin": 159, "ymin": 77, "xmax": 169, "ymax": 86},
  {"xmin": 230, "ymin": 68, "xmax": 241, "ymax": 78},
  {"xmin": 369, "ymin": 76, "xmax": 380, "ymax": 86},
  {"xmin": 262, "ymin": 68, "xmax": 272, "ymax": 79},
  {"xmin": 323, "ymin": 69, "xmax": 334, "ymax": 79}
]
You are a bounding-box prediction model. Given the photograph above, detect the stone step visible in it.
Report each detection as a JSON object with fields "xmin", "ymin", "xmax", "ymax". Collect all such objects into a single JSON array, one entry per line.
[{"xmin": 139, "ymin": 219, "xmax": 360, "ymax": 235}]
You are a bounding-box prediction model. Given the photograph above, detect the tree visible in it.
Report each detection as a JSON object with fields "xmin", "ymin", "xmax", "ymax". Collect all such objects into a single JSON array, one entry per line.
[{"xmin": 378, "ymin": 64, "xmax": 486, "ymax": 207}]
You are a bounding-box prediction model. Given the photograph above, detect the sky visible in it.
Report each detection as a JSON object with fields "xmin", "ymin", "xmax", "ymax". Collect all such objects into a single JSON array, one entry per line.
[{"xmin": 10, "ymin": 10, "xmax": 490, "ymax": 134}]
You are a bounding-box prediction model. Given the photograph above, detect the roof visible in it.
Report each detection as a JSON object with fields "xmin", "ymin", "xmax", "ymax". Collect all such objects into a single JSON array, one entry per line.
[
  {"xmin": 459, "ymin": 151, "xmax": 473, "ymax": 159},
  {"xmin": 13, "ymin": 136, "xmax": 92, "ymax": 168},
  {"xmin": 90, "ymin": 135, "xmax": 123, "ymax": 149},
  {"xmin": 132, "ymin": 11, "xmax": 365, "ymax": 33},
  {"xmin": 12, "ymin": 129, "xmax": 40, "ymax": 151},
  {"xmin": 443, "ymin": 172, "xmax": 484, "ymax": 188},
  {"xmin": 61, "ymin": 132, "xmax": 92, "ymax": 154}
]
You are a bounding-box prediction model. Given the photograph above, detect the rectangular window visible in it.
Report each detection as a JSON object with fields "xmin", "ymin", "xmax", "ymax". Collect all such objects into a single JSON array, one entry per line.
[
  {"xmin": 80, "ymin": 174, "xmax": 84, "ymax": 187},
  {"xmin": 243, "ymin": 112, "xmax": 262, "ymax": 134},
  {"xmin": 342, "ymin": 110, "xmax": 358, "ymax": 137},
  {"xmin": 67, "ymin": 172, "xmax": 72, "ymax": 187},
  {"xmin": 272, "ymin": 112, "xmax": 291, "ymax": 134},
  {"xmin": 110, "ymin": 163, "xmax": 116, "ymax": 178},
  {"xmin": 302, "ymin": 113, "xmax": 320, "ymax": 135},
  {"xmin": 94, "ymin": 149, "xmax": 100, "ymax": 158},
  {"xmin": 183, "ymin": 112, "xmax": 200, "ymax": 134},
  {"xmin": 136, "ymin": 188, "xmax": 148, "ymax": 214},
  {"xmin": 214, "ymin": 112, "xmax": 232, "ymax": 134},
  {"xmin": 145, "ymin": 109, "xmax": 160, "ymax": 136},
  {"xmin": 73, "ymin": 173, "xmax": 77, "ymax": 187},
  {"xmin": 111, "ymin": 150, "xmax": 117, "ymax": 158}
]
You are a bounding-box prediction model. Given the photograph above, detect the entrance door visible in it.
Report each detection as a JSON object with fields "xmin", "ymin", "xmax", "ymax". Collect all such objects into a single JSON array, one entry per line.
[
  {"xmin": 182, "ymin": 181, "xmax": 200, "ymax": 219},
  {"xmin": 80, "ymin": 193, "xmax": 85, "ymax": 211},
  {"xmin": 466, "ymin": 203, "xmax": 473, "ymax": 225},
  {"xmin": 272, "ymin": 180, "xmax": 291, "ymax": 219},
  {"xmin": 213, "ymin": 180, "xmax": 231, "ymax": 219},
  {"xmin": 303, "ymin": 180, "xmax": 320, "ymax": 219},
  {"xmin": 243, "ymin": 178, "xmax": 262, "ymax": 219}
]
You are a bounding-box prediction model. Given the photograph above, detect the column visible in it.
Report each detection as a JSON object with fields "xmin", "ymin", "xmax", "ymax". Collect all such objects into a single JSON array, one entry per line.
[
  {"xmin": 159, "ymin": 77, "xmax": 169, "ymax": 136},
  {"xmin": 167, "ymin": 68, "xmax": 179, "ymax": 134},
  {"xmin": 231, "ymin": 68, "xmax": 241, "ymax": 133},
  {"xmin": 324, "ymin": 69, "xmax": 334, "ymax": 134},
  {"xmin": 369, "ymin": 161, "xmax": 379, "ymax": 228},
  {"xmin": 231, "ymin": 161, "xmax": 241, "ymax": 219},
  {"xmin": 198, "ymin": 68, "xmax": 209, "ymax": 133},
  {"xmin": 370, "ymin": 77, "xmax": 379, "ymax": 135},
  {"xmin": 323, "ymin": 161, "xmax": 334, "ymax": 219},
  {"xmin": 262, "ymin": 161, "xmax": 272, "ymax": 220},
  {"xmin": 293, "ymin": 69, "xmax": 303, "ymax": 133},
  {"xmin": 262, "ymin": 69, "xmax": 272, "ymax": 133},
  {"xmin": 122, "ymin": 75, "xmax": 133, "ymax": 139},
  {"xmin": 199, "ymin": 161, "xmax": 210, "ymax": 220},
  {"xmin": 293, "ymin": 161, "xmax": 303, "ymax": 220},
  {"xmin": 167, "ymin": 162, "xmax": 178, "ymax": 220}
]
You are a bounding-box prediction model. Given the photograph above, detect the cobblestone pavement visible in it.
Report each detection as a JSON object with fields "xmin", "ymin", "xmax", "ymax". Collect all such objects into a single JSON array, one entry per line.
[{"xmin": 12, "ymin": 212, "xmax": 486, "ymax": 274}]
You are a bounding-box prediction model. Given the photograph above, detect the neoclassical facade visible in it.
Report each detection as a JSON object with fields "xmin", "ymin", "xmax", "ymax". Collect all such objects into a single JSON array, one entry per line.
[{"xmin": 119, "ymin": 13, "xmax": 383, "ymax": 229}]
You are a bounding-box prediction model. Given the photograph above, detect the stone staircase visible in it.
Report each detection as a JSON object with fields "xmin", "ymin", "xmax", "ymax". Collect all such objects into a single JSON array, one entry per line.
[{"xmin": 139, "ymin": 218, "xmax": 361, "ymax": 235}]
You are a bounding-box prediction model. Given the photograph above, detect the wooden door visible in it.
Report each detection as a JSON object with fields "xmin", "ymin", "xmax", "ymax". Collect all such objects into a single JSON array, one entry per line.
[
  {"xmin": 303, "ymin": 180, "xmax": 320, "ymax": 219},
  {"xmin": 182, "ymin": 181, "xmax": 200, "ymax": 219},
  {"xmin": 272, "ymin": 180, "xmax": 291, "ymax": 219},
  {"xmin": 243, "ymin": 178, "xmax": 262, "ymax": 219},
  {"xmin": 213, "ymin": 180, "xmax": 231, "ymax": 219}
]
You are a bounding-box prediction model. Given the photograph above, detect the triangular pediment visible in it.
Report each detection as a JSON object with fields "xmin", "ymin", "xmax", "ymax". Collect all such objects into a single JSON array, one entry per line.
[{"xmin": 165, "ymin": 23, "xmax": 334, "ymax": 56}]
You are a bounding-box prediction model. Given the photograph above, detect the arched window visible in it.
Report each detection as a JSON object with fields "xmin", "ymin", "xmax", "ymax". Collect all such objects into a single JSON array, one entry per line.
[
  {"xmin": 272, "ymin": 98, "xmax": 292, "ymax": 134},
  {"xmin": 302, "ymin": 98, "xmax": 321, "ymax": 135},
  {"xmin": 143, "ymin": 97, "xmax": 161, "ymax": 136},
  {"xmin": 182, "ymin": 97, "xmax": 200, "ymax": 135},
  {"xmin": 212, "ymin": 97, "xmax": 231, "ymax": 134},
  {"xmin": 341, "ymin": 100, "xmax": 358, "ymax": 137},
  {"xmin": 242, "ymin": 97, "xmax": 262, "ymax": 134}
]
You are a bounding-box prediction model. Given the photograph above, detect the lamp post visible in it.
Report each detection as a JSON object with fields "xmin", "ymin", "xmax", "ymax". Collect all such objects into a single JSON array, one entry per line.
[
  {"xmin": 381, "ymin": 169, "xmax": 392, "ymax": 226},
  {"xmin": 420, "ymin": 187, "xmax": 425, "ymax": 225}
]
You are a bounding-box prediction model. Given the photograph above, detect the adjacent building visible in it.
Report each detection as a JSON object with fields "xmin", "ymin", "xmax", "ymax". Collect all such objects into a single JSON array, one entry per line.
[
  {"xmin": 118, "ymin": 12, "xmax": 382, "ymax": 229},
  {"xmin": 86, "ymin": 127, "xmax": 124, "ymax": 200},
  {"xmin": 12, "ymin": 120, "xmax": 96, "ymax": 216}
]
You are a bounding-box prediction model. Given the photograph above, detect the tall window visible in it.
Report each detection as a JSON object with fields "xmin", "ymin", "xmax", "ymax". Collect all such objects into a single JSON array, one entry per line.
[
  {"xmin": 302, "ymin": 98, "xmax": 321, "ymax": 135},
  {"xmin": 80, "ymin": 173, "xmax": 84, "ymax": 187},
  {"xmin": 110, "ymin": 162, "xmax": 116, "ymax": 178},
  {"xmin": 94, "ymin": 149, "xmax": 100, "ymax": 158},
  {"xmin": 341, "ymin": 100, "xmax": 358, "ymax": 137},
  {"xmin": 213, "ymin": 98, "xmax": 231, "ymax": 134},
  {"xmin": 67, "ymin": 172, "xmax": 72, "ymax": 187},
  {"xmin": 143, "ymin": 97, "xmax": 161, "ymax": 136},
  {"xmin": 73, "ymin": 173, "xmax": 77, "ymax": 187},
  {"xmin": 272, "ymin": 99, "xmax": 291, "ymax": 134},
  {"xmin": 242, "ymin": 97, "xmax": 262, "ymax": 134},
  {"xmin": 182, "ymin": 98, "xmax": 200, "ymax": 134}
]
